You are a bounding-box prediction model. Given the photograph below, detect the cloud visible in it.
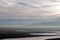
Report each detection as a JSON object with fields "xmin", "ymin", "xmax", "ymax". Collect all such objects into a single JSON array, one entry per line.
[{"xmin": 0, "ymin": 0, "xmax": 60, "ymax": 19}]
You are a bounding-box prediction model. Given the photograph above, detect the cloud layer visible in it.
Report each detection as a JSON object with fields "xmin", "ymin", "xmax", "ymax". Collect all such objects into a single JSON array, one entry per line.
[{"xmin": 0, "ymin": 0, "xmax": 60, "ymax": 19}]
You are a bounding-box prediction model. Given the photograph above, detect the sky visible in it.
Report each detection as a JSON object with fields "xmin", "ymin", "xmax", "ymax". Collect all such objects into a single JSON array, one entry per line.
[{"xmin": 0, "ymin": 0, "xmax": 60, "ymax": 19}]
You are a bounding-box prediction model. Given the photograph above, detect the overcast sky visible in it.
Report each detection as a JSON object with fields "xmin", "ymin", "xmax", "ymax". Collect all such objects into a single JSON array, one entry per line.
[{"xmin": 0, "ymin": 0, "xmax": 60, "ymax": 19}]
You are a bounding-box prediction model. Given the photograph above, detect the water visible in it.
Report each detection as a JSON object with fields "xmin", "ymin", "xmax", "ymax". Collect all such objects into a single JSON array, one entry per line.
[{"xmin": 0, "ymin": 19, "xmax": 60, "ymax": 28}]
